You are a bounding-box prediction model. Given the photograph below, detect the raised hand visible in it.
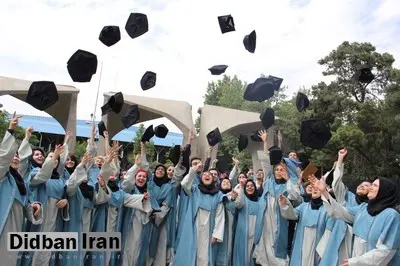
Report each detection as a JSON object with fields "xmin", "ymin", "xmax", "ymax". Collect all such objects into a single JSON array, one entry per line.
[
  {"xmin": 231, "ymin": 189, "xmax": 238, "ymax": 200},
  {"xmin": 309, "ymin": 175, "xmax": 326, "ymax": 192},
  {"xmin": 232, "ymin": 157, "xmax": 239, "ymax": 166},
  {"xmin": 135, "ymin": 154, "xmax": 142, "ymax": 166},
  {"xmin": 103, "ymin": 131, "xmax": 109, "ymax": 139},
  {"xmin": 8, "ymin": 112, "xmax": 21, "ymax": 130},
  {"xmin": 80, "ymin": 152, "xmax": 92, "ymax": 165},
  {"xmin": 195, "ymin": 161, "xmax": 203, "ymax": 172},
  {"xmin": 65, "ymin": 130, "xmax": 72, "ymax": 142},
  {"xmin": 258, "ymin": 130, "xmax": 268, "ymax": 142},
  {"xmin": 338, "ymin": 148, "xmax": 348, "ymax": 158},
  {"xmin": 25, "ymin": 126, "xmax": 34, "ymax": 139},
  {"xmin": 98, "ymin": 176, "xmax": 106, "ymax": 188},
  {"xmin": 189, "ymin": 128, "xmax": 195, "ymax": 141},
  {"xmin": 53, "ymin": 144, "xmax": 65, "ymax": 159}
]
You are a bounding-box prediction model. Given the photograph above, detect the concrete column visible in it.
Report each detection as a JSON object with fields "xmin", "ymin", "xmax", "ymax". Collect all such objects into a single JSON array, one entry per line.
[{"xmin": 65, "ymin": 93, "xmax": 78, "ymax": 152}]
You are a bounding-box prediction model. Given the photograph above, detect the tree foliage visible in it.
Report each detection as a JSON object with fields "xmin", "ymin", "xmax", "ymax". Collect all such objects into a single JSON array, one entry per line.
[
  {"xmin": 74, "ymin": 140, "xmax": 87, "ymax": 159},
  {"xmin": 197, "ymin": 41, "xmax": 400, "ymax": 182},
  {"xmin": 129, "ymin": 123, "xmax": 156, "ymax": 163}
]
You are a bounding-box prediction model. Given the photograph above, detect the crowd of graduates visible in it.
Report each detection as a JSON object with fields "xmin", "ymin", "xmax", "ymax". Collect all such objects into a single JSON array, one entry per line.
[{"xmin": 0, "ymin": 112, "xmax": 399, "ymax": 266}]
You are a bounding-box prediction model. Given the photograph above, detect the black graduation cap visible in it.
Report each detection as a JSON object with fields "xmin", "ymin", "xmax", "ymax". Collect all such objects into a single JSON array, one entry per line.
[
  {"xmin": 296, "ymin": 92, "xmax": 309, "ymax": 112},
  {"xmin": 67, "ymin": 49, "xmax": 98, "ymax": 82},
  {"xmin": 216, "ymin": 156, "xmax": 229, "ymax": 173},
  {"xmin": 99, "ymin": 26, "xmax": 121, "ymax": 47},
  {"xmin": 206, "ymin": 127, "xmax": 222, "ymax": 147},
  {"xmin": 217, "ymin": 15, "xmax": 235, "ymax": 34},
  {"xmin": 121, "ymin": 104, "xmax": 140, "ymax": 128},
  {"xmin": 325, "ymin": 169, "xmax": 334, "ymax": 187},
  {"xmin": 267, "ymin": 75, "xmax": 283, "ymax": 91},
  {"xmin": 125, "ymin": 13, "xmax": 149, "ymax": 39},
  {"xmin": 269, "ymin": 145, "xmax": 283, "ymax": 166},
  {"xmin": 140, "ymin": 71, "xmax": 156, "ymax": 90},
  {"xmin": 250, "ymin": 131, "xmax": 262, "ymax": 142},
  {"xmin": 26, "ymin": 81, "xmax": 59, "ymax": 111},
  {"xmin": 297, "ymin": 153, "xmax": 310, "ymax": 171},
  {"xmin": 260, "ymin": 108, "xmax": 275, "ymax": 130},
  {"xmin": 169, "ymin": 145, "xmax": 181, "ymax": 166},
  {"xmin": 238, "ymin": 134, "xmax": 248, "ymax": 152},
  {"xmin": 243, "ymin": 78, "xmax": 275, "ymax": 102},
  {"xmin": 300, "ymin": 119, "xmax": 332, "ymax": 149},
  {"xmin": 141, "ymin": 125, "xmax": 154, "ymax": 142},
  {"xmin": 155, "ymin": 124, "xmax": 169, "ymax": 138},
  {"xmin": 243, "ymin": 30, "xmax": 256, "ymax": 53},
  {"xmin": 101, "ymin": 92, "xmax": 124, "ymax": 116},
  {"xmin": 208, "ymin": 65, "xmax": 228, "ymax": 75},
  {"xmin": 98, "ymin": 121, "xmax": 107, "ymax": 138},
  {"xmin": 354, "ymin": 65, "xmax": 374, "ymax": 84}
]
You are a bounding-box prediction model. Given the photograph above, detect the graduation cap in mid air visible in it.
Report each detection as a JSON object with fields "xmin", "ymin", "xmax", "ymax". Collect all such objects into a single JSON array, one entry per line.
[
  {"xmin": 121, "ymin": 104, "xmax": 140, "ymax": 128},
  {"xmin": 296, "ymin": 92, "xmax": 310, "ymax": 112},
  {"xmin": 98, "ymin": 121, "xmax": 107, "ymax": 138},
  {"xmin": 140, "ymin": 71, "xmax": 156, "ymax": 90},
  {"xmin": 300, "ymin": 119, "xmax": 332, "ymax": 149},
  {"xmin": 354, "ymin": 65, "xmax": 375, "ymax": 84},
  {"xmin": 260, "ymin": 108, "xmax": 275, "ymax": 130},
  {"xmin": 207, "ymin": 127, "xmax": 222, "ymax": 147},
  {"xmin": 250, "ymin": 131, "xmax": 262, "ymax": 142},
  {"xmin": 67, "ymin": 49, "xmax": 98, "ymax": 82},
  {"xmin": 243, "ymin": 30, "xmax": 256, "ymax": 53},
  {"xmin": 155, "ymin": 124, "xmax": 169, "ymax": 138},
  {"xmin": 269, "ymin": 145, "xmax": 283, "ymax": 166},
  {"xmin": 218, "ymin": 15, "xmax": 235, "ymax": 34},
  {"xmin": 169, "ymin": 145, "xmax": 181, "ymax": 166},
  {"xmin": 141, "ymin": 125, "xmax": 155, "ymax": 142},
  {"xmin": 99, "ymin": 26, "xmax": 121, "ymax": 47},
  {"xmin": 208, "ymin": 65, "xmax": 228, "ymax": 75},
  {"xmin": 216, "ymin": 156, "xmax": 229, "ymax": 173},
  {"xmin": 101, "ymin": 92, "xmax": 124, "ymax": 116},
  {"xmin": 125, "ymin": 13, "xmax": 149, "ymax": 39},
  {"xmin": 244, "ymin": 77, "xmax": 279, "ymax": 102},
  {"xmin": 238, "ymin": 134, "xmax": 248, "ymax": 152},
  {"xmin": 26, "ymin": 81, "xmax": 59, "ymax": 111},
  {"xmin": 267, "ymin": 75, "xmax": 283, "ymax": 91}
]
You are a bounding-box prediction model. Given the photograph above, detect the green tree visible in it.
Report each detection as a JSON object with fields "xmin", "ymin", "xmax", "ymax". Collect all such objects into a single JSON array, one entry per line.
[
  {"xmin": 74, "ymin": 140, "xmax": 87, "ymax": 159},
  {"xmin": 129, "ymin": 123, "xmax": 156, "ymax": 163},
  {"xmin": 198, "ymin": 74, "xmax": 287, "ymax": 170},
  {"xmin": 0, "ymin": 110, "xmax": 39, "ymax": 146},
  {"xmin": 310, "ymin": 41, "xmax": 400, "ymax": 180}
]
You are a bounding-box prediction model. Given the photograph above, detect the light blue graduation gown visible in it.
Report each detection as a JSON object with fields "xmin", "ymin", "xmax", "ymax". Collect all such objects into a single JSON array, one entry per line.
[
  {"xmin": 173, "ymin": 186, "xmax": 224, "ymax": 266},
  {"xmin": 345, "ymin": 203, "xmax": 400, "ymax": 265},
  {"xmin": 318, "ymin": 217, "xmax": 348, "ymax": 266},
  {"xmin": 232, "ymin": 197, "xmax": 264, "ymax": 266},
  {"xmin": 214, "ymin": 197, "xmax": 236, "ymax": 266},
  {"xmin": 136, "ymin": 177, "xmax": 173, "ymax": 265},
  {"xmin": 290, "ymin": 203, "xmax": 328, "ymax": 266}
]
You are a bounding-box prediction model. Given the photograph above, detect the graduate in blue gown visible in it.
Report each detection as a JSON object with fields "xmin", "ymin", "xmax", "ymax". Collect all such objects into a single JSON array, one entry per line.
[
  {"xmin": 60, "ymin": 151, "xmax": 113, "ymax": 266},
  {"xmin": 23, "ymin": 144, "xmax": 69, "ymax": 266},
  {"xmin": 232, "ymin": 180, "xmax": 264, "ymax": 266},
  {"xmin": 253, "ymin": 130, "xmax": 301, "ymax": 266},
  {"xmin": 173, "ymin": 162, "xmax": 226, "ymax": 266},
  {"xmin": 214, "ymin": 177, "xmax": 236, "ymax": 266},
  {"xmin": 331, "ymin": 148, "xmax": 371, "ymax": 207},
  {"xmin": 0, "ymin": 116, "xmax": 43, "ymax": 266},
  {"xmin": 319, "ymin": 176, "xmax": 400, "ymax": 266},
  {"xmin": 279, "ymin": 176, "xmax": 328, "ymax": 266}
]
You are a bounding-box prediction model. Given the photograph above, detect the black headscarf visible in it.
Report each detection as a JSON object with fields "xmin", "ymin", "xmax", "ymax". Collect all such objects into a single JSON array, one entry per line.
[
  {"xmin": 310, "ymin": 196, "xmax": 323, "ymax": 210},
  {"xmin": 9, "ymin": 166, "xmax": 27, "ymax": 196},
  {"xmin": 30, "ymin": 147, "xmax": 45, "ymax": 168},
  {"xmin": 367, "ymin": 177, "xmax": 399, "ymax": 216},
  {"xmin": 244, "ymin": 180, "xmax": 258, "ymax": 202},
  {"xmin": 198, "ymin": 172, "xmax": 220, "ymax": 195},
  {"xmin": 107, "ymin": 179, "xmax": 120, "ymax": 192},
  {"xmin": 79, "ymin": 181, "xmax": 94, "ymax": 200},
  {"xmin": 65, "ymin": 154, "xmax": 78, "ymax": 175},
  {"xmin": 218, "ymin": 177, "xmax": 232, "ymax": 194},
  {"xmin": 153, "ymin": 164, "xmax": 170, "ymax": 187}
]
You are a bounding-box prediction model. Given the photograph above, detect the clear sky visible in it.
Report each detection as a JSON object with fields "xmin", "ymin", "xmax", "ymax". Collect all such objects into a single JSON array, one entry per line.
[{"xmin": 0, "ymin": 0, "xmax": 399, "ymax": 133}]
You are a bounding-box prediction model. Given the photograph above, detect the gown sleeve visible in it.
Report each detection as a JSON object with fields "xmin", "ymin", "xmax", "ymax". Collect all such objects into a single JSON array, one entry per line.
[
  {"xmin": 0, "ymin": 130, "xmax": 18, "ymax": 181},
  {"xmin": 212, "ymin": 202, "xmax": 225, "ymax": 242}
]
